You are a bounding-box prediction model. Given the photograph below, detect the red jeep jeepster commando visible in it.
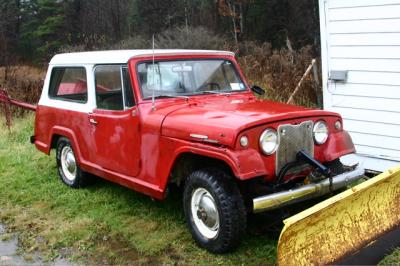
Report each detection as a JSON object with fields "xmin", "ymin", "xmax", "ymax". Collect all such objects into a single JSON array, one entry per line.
[{"xmin": 32, "ymin": 50, "xmax": 364, "ymax": 253}]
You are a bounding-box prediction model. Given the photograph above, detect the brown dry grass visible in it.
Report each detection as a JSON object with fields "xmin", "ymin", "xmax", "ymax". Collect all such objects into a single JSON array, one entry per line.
[
  {"xmin": 238, "ymin": 42, "xmax": 320, "ymax": 107},
  {"xmin": 59, "ymin": 27, "xmax": 321, "ymax": 108},
  {"xmin": 0, "ymin": 65, "xmax": 45, "ymax": 105},
  {"xmin": 0, "ymin": 41, "xmax": 321, "ymax": 109}
]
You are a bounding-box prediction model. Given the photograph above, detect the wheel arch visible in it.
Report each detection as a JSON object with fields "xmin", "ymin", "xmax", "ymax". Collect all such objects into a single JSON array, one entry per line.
[
  {"xmin": 167, "ymin": 151, "xmax": 237, "ymax": 188},
  {"xmin": 49, "ymin": 126, "xmax": 83, "ymax": 164}
]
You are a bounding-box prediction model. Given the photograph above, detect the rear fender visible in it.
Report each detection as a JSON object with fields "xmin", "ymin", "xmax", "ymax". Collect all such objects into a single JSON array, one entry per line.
[{"xmin": 48, "ymin": 126, "xmax": 83, "ymax": 164}]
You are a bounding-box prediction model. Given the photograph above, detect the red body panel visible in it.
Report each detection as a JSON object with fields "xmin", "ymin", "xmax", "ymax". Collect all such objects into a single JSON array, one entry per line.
[
  {"xmin": 34, "ymin": 52, "xmax": 356, "ymax": 200},
  {"xmin": 90, "ymin": 108, "xmax": 141, "ymax": 177}
]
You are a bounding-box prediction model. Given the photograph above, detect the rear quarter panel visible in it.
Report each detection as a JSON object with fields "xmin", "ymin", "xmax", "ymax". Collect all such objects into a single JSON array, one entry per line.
[{"xmin": 34, "ymin": 105, "xmax": 94, "ymax": 165}]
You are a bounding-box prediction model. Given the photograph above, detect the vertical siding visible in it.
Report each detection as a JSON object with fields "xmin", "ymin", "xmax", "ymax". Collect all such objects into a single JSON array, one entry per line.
[{"xmin": 319, "ymin": 0, "xmax": 400, "ymax": 171}]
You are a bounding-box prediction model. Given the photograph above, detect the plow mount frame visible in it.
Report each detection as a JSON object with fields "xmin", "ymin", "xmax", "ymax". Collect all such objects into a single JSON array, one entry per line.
[{"xmin": 253, "ymin": 160, "xmax": 365, "ymax": 213}]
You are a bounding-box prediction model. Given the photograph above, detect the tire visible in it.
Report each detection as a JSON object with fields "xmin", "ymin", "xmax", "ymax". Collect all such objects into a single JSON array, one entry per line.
[
  {"xmin": 183, "ymin": 169, "xmax": 246, "ymax": 253},
  {"xmin": 56, "ymin": 137, "xmax": 89, "ymax": 188}
]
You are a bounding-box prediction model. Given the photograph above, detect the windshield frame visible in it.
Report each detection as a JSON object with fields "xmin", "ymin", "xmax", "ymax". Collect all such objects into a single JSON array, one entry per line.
[{"xmin": 135, "ymin": 58, "xmax": 249, "ymax": 100}]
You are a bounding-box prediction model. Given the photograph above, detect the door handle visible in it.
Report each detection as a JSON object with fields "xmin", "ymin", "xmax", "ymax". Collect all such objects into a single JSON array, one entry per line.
[{"xmin": 89, "ymin": 118, "xmax": 98, "ymax": 125}]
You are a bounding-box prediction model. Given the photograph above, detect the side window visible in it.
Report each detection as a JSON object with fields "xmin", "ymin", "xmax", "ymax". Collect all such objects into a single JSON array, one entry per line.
[
  {"xmin": 49, "ymin": 67, "xmax": 87, "ymax": 103},
  {"xmin": 95, "ymin": 65, "xmax": 135, "ymax": 110},
  {"xmin": 95, "ymin": 65, "xmax": 123, "ymax": 110}
]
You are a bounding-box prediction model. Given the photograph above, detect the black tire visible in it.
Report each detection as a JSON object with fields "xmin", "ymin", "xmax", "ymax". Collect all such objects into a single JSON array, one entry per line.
[
  {"xmin": 183, "ymin": 168, "xmax": 246, "ymax": 253},
  {"xmin": 56, "ymin": 137, "xmax": 89, "ymax": 188}
]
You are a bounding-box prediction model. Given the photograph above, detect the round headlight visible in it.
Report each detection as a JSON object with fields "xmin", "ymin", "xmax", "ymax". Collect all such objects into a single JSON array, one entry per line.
[
  {"xmin": 259, "ymin": 129, "xmax": 278, "ymax": 155},
  {"xmin": 313, "ymin": 121, "xmax": 329, "ymax": 144},
  {"xmin": 335, "ymin": 120, "xmax": 342, "ymax": 130},
  {"xmin": 240, "ymin": 136, "xmax": 249, "ymax": 147}
]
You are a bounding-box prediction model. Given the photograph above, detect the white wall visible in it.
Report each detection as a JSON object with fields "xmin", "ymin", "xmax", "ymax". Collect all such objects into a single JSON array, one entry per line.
[{"xmin": 319, "ymin": 0, "xmax": 400, "ymax": 171}]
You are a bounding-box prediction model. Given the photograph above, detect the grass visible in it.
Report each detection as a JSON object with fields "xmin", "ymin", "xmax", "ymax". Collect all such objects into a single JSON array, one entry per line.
[
  {"xmin": 0, "ymin": 115, "xmax": 277, "ymax": 265},
  {"xmin": 2, "ymin": 115, "xmax": 399, "ymax": 265},
  {"xmin": 379, "ymin": 248, "xmax": 400, "ymax": 266}
]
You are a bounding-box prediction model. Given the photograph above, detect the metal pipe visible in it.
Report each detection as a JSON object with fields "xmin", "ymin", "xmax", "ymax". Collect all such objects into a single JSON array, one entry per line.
[
  {"xmin": 253, "ymin": 164, "xmax": 365, "ymax": 213},
  {"xmin": 9, "ymin": 99, "xmax": 37, "ymax": 111},
  {"xmin": 0, "ymin": 89, "xmax": 36, "ymax": 111}
]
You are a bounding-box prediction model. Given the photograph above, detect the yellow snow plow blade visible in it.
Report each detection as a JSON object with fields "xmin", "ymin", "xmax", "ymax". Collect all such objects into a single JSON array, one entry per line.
[{"xmin": 277, "ymin": 165, "xmax": 400, "ymax": 265}]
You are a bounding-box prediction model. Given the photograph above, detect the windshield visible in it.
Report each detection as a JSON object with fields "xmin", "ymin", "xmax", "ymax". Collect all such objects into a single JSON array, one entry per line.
[{"xmin": 137, "ymin": 60, "xmax": 246, "ymax": 99}]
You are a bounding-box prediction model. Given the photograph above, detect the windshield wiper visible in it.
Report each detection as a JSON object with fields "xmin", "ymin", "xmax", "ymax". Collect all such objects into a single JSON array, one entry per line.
[
  {"xmin": 144, "ymin": 94, "xmax": 189, "ymax": 100},
  {"xmin": 202, "ymin": 90, "xmax": 231, "ymax": 96}
]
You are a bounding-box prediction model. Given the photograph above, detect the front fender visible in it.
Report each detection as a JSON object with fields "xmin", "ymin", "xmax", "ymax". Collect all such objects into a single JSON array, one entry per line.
[
  {"xmin": 319, "ymin": 130, "xmax": 356, "ymax": 162},
  {"xmin": 173, "ymin": 144, "xmax": 268, "ymax": 180}
]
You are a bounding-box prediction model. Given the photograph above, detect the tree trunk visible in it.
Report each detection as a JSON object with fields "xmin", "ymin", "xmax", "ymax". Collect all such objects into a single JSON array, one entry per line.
[{"xmin": 227, "ymin": 0, "xmax": 238, "ymax": 50}]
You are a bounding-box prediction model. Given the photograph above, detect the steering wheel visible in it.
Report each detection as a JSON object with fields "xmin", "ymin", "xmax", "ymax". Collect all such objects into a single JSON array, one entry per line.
[{"xmin": 198, "ymin": 82, "xmax": 221, "ymax": 91}]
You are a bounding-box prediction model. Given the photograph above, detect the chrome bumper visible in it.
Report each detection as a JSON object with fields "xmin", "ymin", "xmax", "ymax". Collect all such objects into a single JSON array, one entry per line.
[{"xmin": 253, "ymin": 164, "xmax": 365, "ymax": 213}]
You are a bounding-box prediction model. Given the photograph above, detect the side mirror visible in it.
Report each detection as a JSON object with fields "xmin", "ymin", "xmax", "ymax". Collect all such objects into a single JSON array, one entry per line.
[{"xmin": 251, "ymin": 85, "xmax": 265, "ymax": 96}]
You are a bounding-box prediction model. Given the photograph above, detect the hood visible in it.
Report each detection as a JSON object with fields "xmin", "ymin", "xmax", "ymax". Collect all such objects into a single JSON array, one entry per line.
[{"xmin": 161, "ymin": 94, "xmax": 339, "ymax": 147}]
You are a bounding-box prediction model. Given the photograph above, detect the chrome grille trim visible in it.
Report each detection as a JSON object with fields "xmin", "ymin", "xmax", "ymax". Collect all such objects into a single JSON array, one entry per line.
[{"xmin": 276, "ymin": 121, "xmax": 314, "ymax": 175}]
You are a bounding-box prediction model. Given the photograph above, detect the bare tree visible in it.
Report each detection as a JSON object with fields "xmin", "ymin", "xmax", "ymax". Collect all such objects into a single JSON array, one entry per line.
[
  {"xmin": 218, "ymin": 0, "xmax": 246, "ymax": 49},
  {"xmin": 0, "ymin": 0, "xmax": 20, "ymax": 81}
]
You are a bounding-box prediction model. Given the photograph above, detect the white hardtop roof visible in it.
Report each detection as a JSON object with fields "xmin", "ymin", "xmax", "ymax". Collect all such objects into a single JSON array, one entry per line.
[{"xmin": 50, "ymin": 49, "xmax": 235, "ymax": 65}]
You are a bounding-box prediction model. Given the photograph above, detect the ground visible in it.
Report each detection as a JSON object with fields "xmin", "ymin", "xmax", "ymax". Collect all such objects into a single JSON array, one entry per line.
[
  {"xmin": 0, "ymin": 115, "xmax": 278, "ymax": 265},
  {"xmin": 0, "ymin": 115, "xmax": 398, "ymax": 265},
  {"xmin": 0, "ymin": 224, "xmax": 73, "ymax": 266}
]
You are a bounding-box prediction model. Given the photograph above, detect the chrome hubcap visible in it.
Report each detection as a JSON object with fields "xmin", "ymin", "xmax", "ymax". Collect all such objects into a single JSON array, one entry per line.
[
  {"xmin": 61, "ymin": 146, "xmax": 77, "ymax": 181},
  {"xmin": 191, "ymin": 188, "xmax": 219, "ymax": 239}
]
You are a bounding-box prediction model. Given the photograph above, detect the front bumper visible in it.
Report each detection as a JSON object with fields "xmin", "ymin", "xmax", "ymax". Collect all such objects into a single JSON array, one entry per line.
[{"xmin": 253, "ymin": 163, "xmax": 365, "ymax": 213}]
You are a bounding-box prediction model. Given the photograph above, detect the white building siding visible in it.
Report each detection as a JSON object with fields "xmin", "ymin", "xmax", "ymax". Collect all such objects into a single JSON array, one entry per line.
[{"xmin": 319, "ymin": 0, "xmax": 400, "ymax": 171}]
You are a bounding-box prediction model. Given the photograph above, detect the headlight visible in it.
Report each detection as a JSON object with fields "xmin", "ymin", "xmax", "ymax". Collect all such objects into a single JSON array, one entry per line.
[
  {"xmin": 240, "ymin": 136, "xmax": 249, "ymax": 147},
  {"xmin": 335, "ymin": 120, "xmax": 342, "ymax": 130},
  {"xmin": 313, "ymin": 121, "xmax": 329, "ymax": 144},
  {"xmin": 259, "ymin": 129, "xmax": 278, "ymax": 155}
]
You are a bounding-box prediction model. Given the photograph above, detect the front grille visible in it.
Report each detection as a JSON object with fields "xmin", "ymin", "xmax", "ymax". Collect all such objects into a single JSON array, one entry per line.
[{"xmin": 276, "ymin": 121, "xmax": 314, "ymax": 175}]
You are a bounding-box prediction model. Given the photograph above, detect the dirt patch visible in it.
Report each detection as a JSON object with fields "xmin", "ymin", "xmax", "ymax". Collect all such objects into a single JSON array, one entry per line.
[
  {"xmin": 0, "ymin": 224, "xmax": 73, "ymax": 266},
  {"xmin": 87, "ymin": 235, "xmax": 164, "ymax": 265}
]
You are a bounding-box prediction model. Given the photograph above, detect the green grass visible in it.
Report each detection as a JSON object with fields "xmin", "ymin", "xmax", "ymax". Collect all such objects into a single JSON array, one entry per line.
[
  {"xmin": 379, "ymin": 248, "xmax": 400, "ymax": 266},
  {"xmin": 0, "ymin": 115, "xmax": 277, "ymax": 265},
  {"xmin": 2, "ymin": 115, "xmax": 398, "ymax": 265}
]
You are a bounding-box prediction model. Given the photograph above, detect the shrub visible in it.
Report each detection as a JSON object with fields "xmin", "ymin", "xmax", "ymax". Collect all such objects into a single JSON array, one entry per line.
[
  {"xmin": 49, "ymin": 27, "xmax": 322, "ymax": 108},
  {"xmin": 154, "ymin": 26, "xmax": 229, "ymax": 50},
  {"xmin": 60, "ymin": 26, "xmax": 229, "ymax": 52},
  {"xmin": 238, "ymin": 41, "xmax": 320, "ymax": 107},
  {"xmin": 0, "ymin": 66, "xmax": 44, "ymax": 117}
]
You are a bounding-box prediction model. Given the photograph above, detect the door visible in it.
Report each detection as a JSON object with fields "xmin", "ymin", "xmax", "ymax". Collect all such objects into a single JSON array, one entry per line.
[{"xmin": 89, "ymin": 65, "xmax": 140, "ymax": 177}]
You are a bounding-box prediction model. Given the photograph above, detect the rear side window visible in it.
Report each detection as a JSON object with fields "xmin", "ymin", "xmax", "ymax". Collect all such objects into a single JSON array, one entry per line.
[{"xmin": 49, "ymin": 67, "xmax": 87, "ymax": 103}]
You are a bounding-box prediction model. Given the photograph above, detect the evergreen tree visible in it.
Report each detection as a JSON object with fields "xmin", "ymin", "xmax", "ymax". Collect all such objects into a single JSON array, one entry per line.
[
  {"xmin": 18, "ymin": 0, "xmax": 65, "ymax": 62},
  {"xmin": 0, "ymin": 0, "xmax": 20, "ymax": 65},
  {"xmin": 18, "ymin": 0, "xmax": 40, "ymax": 61},
  {"xmin": 1, "ymin": 0, "xmax": 321, "ymax": 63},
  {"xmin": 34, "ymin": 0, "xmax": 65, "ymax": 60}
]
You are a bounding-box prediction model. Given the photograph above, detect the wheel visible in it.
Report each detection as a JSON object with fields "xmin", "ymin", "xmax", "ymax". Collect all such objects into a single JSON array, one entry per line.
[
  {"xmin": 183, "ymin": 169, "xmax": 246, "ymax": 253},
  {"xmin": 56, "ymin": 137, "xmax": 89, "ymax": 188}
]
